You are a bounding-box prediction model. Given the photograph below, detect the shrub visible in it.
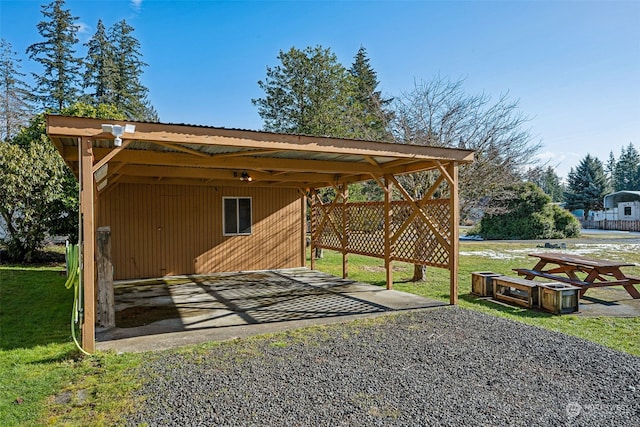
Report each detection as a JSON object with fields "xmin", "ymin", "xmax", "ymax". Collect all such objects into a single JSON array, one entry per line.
[{"xmin": 478, "ymin": 182, "xmax": 580, "ymax": 240}]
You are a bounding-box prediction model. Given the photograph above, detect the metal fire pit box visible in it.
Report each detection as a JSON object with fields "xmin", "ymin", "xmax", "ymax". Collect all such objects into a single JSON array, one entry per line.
[
  {"xmin": 537, "ymin": 282, "xmax": 580, "ymax": 314},
  {"xmin": 471, "ymin": 272, "xmax": 502, "ymax": 296}
]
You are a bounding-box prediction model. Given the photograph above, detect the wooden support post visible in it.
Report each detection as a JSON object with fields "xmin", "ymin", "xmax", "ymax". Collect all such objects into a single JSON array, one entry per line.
[
  {"xmin": 96, "ymin": 226, "xmax": 115, "ymax": 328},
  {"xmin": 447, "ymin": 162, "xmax": 459, "ymax": 305},
  {"xmin": 384, "ymin": 175, "xmax": 393, "ymax": 289},
  {"xmin": 301, "ymin": 192, "xmax": 307, "ymax": 267},
  {"xmin": 80, "ymin": 137, "xmax": 96, "ymax": 352},
  {"xmin": 341, "ymin": 184, "xmax": 349, "ymax": 279},
  {"xmin": 310, "ymin": 190, "xmax": 316, "ymax": 271}
]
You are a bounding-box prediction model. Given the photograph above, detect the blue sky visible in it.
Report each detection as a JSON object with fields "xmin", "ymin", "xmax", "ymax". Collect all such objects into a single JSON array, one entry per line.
[{"xmin": 1, "ymin": 0, "xmax": 639, "ymax": 179}]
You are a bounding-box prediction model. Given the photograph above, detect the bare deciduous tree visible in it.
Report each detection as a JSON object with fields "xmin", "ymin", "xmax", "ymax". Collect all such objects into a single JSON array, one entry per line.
[{"xmin": 389, "ymin": 76, "xmax": 541, "ymax": 280}]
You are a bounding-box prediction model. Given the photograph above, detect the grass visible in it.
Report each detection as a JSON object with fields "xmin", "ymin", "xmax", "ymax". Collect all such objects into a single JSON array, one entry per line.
[
  {"xmin": 0, "ymin": 262, "xmax": 146, "ymax": 426},
  {"xmin": 1, "ymin": 236, "xmax": 639, "ymax": 425}
]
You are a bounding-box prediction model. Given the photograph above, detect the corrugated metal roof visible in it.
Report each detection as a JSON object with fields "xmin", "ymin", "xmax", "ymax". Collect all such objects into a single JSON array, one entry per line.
[{"xmin": 48, "ymin": 115, "xmax": 474, "ymax": 189}]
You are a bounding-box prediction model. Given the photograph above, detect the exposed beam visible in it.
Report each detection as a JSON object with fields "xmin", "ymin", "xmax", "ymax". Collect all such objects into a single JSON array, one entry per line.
[
  {"xmin": 147, "ymin": 140, "xmax": 211, "ymax": 158},
  {"xmin": 115, "ymin": 175, "xmax": 308, "ymax": 189},
  {"xmin": 91, "ymin": 140, "xmax": 132, "ymax": 173},
  {"xmin": 209, "ymin": 148, "xmax": 284, "ymax": 159},
  {"xmin": 116, "ymin": 164, "xmax": 343, "ymax": 183},
  {"xmin": 65, "ymin": 147, "xmax": 387, "ymax": 175}
]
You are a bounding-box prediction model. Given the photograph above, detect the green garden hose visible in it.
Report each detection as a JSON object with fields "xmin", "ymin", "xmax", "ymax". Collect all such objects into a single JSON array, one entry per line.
[{"xmin": 65, "ymin": 242, "xmax": 91, "ymax": 356}]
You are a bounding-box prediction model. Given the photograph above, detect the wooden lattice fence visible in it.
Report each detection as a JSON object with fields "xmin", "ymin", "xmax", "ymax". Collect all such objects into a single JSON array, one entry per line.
[{"xmin": 312, "ymin": 199, "xmax": 451, "ymax": 268}]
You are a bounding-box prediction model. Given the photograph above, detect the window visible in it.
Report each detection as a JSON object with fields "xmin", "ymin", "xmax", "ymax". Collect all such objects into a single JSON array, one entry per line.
[
  {"xmin": 624, "ymin": 206, "xmax": 632, "ymax": 216},
  {"xmin": 223, "ymin": 197, "xmax": 252, "ymax": 235}
]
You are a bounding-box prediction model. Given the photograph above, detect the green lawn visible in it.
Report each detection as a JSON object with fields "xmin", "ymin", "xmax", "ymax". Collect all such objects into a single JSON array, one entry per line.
[
  {"xmin": 1, "ymin": 237, "xmax": 639, "ymax": 425},
  {"xmin": 0, "ymin": 264, "xmax": 145, "ymax": 426}
]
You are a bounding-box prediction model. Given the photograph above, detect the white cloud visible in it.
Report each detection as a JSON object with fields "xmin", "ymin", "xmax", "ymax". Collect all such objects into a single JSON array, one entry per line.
[
  {"xmin": 76, "ymin": 22, "xmax": 91, "ymax": 35},
  {"xmin": 131, "ymin": 0, "xmax": 143, "ymax": 11}
]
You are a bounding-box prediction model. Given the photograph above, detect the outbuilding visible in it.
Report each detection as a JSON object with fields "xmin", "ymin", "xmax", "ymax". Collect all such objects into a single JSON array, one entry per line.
[
  {"xmin": 46, "ymin": 115, "xmax": 474, "ymax": 352},
  {"xmin": 603, "ymin": 191, "xmax": 640, "ymax": 221}
]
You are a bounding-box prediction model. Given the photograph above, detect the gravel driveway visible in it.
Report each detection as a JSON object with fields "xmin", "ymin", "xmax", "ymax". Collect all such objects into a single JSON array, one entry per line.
[{"xmin": 128, "ymin": 307, "xmax": 640, "ymax": 426}]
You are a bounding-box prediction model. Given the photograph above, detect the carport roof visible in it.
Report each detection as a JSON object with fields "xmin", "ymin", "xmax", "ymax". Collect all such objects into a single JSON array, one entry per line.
[
  {"xmin": 604, "ymin": 191, "xmax": 640, "ymax": 209},
  {"xmin": 46, "ymin": 115, "xmax": 474, "ymax": 189}
]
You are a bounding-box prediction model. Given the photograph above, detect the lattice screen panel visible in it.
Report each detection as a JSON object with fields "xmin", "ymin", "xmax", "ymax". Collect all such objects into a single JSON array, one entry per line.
[
  {"xmin": 313, "ymin": 204, "xmax": 343, "ymax": 251},
  {"xmin": 313, "ymin": 198, "xmax": 452, "ymax": 268},
  {"xmin": 346, "ymin": 202, "xmax": 385, "ymax": 256},
  {"xmin": 391, "ymin": 200, "xmax": 450, "ymax": 267}
]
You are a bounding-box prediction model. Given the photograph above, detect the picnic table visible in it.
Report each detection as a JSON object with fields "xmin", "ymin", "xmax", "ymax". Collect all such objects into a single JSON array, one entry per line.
[{"xmin": 514, "ymin": 252, "xmax": 640, "ymax": 299}]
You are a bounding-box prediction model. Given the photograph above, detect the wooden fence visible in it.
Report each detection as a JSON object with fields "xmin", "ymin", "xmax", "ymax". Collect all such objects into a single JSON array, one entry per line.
[{"xmin": 581, "ymin": 220, "xmax": 640, "ymax": 232}]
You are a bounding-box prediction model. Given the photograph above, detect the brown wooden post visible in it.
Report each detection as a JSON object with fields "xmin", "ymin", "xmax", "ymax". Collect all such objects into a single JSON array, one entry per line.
[
  {"xmin": 447, "ymin": 162, "xmax": 459, "ymax": 305},
  {"xmin": 384, "ymin": 175, "xmax": 393, "ymax": 289},
  {"xmin": 80, "ymin": 137, "xmax": 96, "ymax": 352},
  {"xmin": 96, "ymin": 226, "xmax": 115, "ymax": 328},
  {"xmin": 301, "ymin": 192, "xmax": 307, "ymax": 267},
  {"xmin": 341, "ymin": 184, "xmax": 349, "ymax": 279},
  {"xmin": 310, "ymin": 189, "xmax": 316, "ymax": 271}
]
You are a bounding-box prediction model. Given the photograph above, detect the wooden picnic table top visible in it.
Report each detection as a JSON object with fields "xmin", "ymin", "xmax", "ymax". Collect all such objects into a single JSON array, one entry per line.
[{"xmin": 528, "ymin": 252, "xmax": 636, "ymax": 269}]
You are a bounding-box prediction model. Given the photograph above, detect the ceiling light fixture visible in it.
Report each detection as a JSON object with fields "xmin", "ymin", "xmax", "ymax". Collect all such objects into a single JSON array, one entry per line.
[{"xmin": 234, "ymin": 171, "xmax": 252, "ymax": 182}]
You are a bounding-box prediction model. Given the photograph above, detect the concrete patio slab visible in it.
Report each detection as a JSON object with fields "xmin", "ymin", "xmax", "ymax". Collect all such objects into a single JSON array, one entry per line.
[
  {"xmin": 96, "ymin": 268, "xmax": 446, "ymax": 352},
  {"xmin": 577, "ymin": 286, "xmax": 640, "ymax": 317}
]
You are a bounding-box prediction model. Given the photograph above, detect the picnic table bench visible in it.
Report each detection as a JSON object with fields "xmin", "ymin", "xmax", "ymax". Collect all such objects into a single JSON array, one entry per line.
[{"xmin": 514, "ymin": 252, "xmax": 640, "ymax": 299}]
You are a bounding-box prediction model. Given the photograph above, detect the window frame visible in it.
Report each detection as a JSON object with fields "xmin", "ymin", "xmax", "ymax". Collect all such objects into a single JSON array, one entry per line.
[
  {"xmin": 222, "ymin": 196, "xmax": 253, "ymax": 236},
  {"xmin": 623, "ymin": 206, "xmax": 632, "ymax": 216}
]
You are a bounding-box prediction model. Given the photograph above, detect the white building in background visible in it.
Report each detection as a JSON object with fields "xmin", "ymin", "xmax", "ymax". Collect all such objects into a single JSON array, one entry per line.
[{"xmin": 595, "ymin": 191, "xmax": 640, "ymax": 221}]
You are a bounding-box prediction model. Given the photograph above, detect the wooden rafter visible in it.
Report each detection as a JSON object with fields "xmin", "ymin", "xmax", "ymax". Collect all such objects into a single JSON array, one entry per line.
[
  {"xmin": 148, "ymin": 140, "xmax": 211, "ymax": 158},
  {"xmin": 64, "ymin": 147, "xmax": 386, "ymax": 176},
  {"xmin": 91, "ymin": 140, "xmax": 132, "ymax": 173},
  {"xmin": 209, "ymin": 148, "xmax": 283, "ymax": 159}
]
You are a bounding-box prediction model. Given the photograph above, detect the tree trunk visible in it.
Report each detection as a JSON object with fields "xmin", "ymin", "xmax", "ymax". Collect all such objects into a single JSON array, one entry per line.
[
  {"xmin": 411, "ymin": 264, "xmax": 427, "ymax": 282},
  {"xmin": 314, "ymin": 247, "xmax": 324, "ymax": 259}
]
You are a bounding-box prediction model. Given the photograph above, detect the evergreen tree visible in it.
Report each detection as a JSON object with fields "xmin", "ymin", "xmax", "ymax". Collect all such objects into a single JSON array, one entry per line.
[
  {"xmin": 605, "ymin": 150, "xmax": 616, "ymax": 186},
  {"xmin": 253, "ymin": 45, "xmax": 361, "ymax": 137},
  {"xmin": 26, "ymin": 0, "xmax": 82, "ymax": 111},
  {"xmin": 0, "ymin": 39, "xmax": 33, "ymax": 141},
  {"xmin": 564, "ymin": 154, "xmax": 611, "ymax": 218},
  {"xmin": 542, "ymin": 166, "xmax": 564, "ymax": 202},
  {"xmin": 525, "ymin": 165, "xmax": 564, "ymax": 202},
  {"xmin": 613, "ymin": 143, "xmax": 640, "ymax": 191},
  {"xmin": 82, "ymin": 19, "xmax": 114, "ymax": 105},
  {"xmin": 348, "ymin": 46, "xmax": 392, "ymax": 140},
  {"xmin": 108, "ymin": 19, "xmax": 156, "ymax": 121}
]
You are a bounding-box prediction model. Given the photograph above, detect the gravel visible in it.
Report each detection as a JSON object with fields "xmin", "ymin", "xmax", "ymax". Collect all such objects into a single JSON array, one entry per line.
[{"xmin": 128, "ymin": 307, "xmax": 640, "ymax": 426}]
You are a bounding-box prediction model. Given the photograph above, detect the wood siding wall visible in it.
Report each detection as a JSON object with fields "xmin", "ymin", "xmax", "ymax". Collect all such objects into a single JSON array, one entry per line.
[{"xmin": 97, "ymin": 184, "xmax": 303, "ymax": 280}]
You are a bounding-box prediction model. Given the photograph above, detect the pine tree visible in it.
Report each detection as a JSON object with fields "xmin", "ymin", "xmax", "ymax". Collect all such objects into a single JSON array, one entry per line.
[
  {"xmin": 605, "ymin": 151, "xmax": 616, "ymax": 186},
  {"xmin": 108, "ymin": 19, "xmax": 155, "ymax": 121},
  {"xmin": 0, "ymin": 39, "xmax": 33, "ymax": 141},
  {"xmin": 525, "ymin": 165, "xmax": 564, "ymax": 202},
  {"xmin": 26, "ymin": 0, "xmax": 82, "ymax": 111},
  {"xmin": 541, "ymin": 166, "xmax": 564, "ymax": 202},
  {"xmin": 82, "ymin": 19, "xmax": 114, "ymax": 105},
  {"xmin": 564, "ymin": 154, "xmax": 611, "ymax": 217},
  {"xmin": 349, "ymin": 46, "xmax": 392, "ymax": 140},
  {"xmin": 613, "ymin": 143, "xmax": 640, "ymax": 191},
  {"xmin": 253, "ymin": 45, "xmax": 361, "ymax": 137}
]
